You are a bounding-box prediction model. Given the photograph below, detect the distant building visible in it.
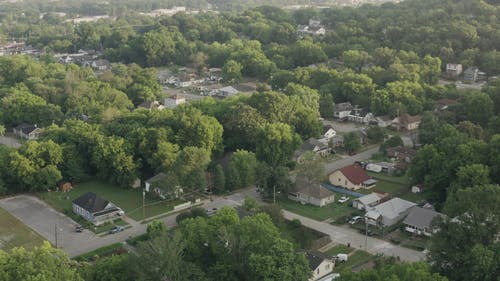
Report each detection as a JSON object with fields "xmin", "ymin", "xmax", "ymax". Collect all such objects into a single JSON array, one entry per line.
[
  {"xmin": 295, "ymin": 137, "xmax": 332, "ymax": 162},
  {"xmin": 137, "ymin": 101, "xmax": 165, "ymax": 111},
  {"xmin": 72, "ymin": 192, "xmax": 123, "ymax": 226},
  {"xmin": 13, "ymin": 123, "xmax": 41, "ymax": 140},
  {"xmin": 164, "ymin": 95, "xmax": 186, "ymax": 109},
  {"xmin": 375, "ymin": 115, "xmax": 393, "ymax": 128},
  {"xmin": 435, "ymin": 98, "xmax": 457, "ymax": 111},
  {"xmin": 352, "ymin": 192, "xmax": 385, "ymax": 210},
  {"xmin": 333, "ymin": 102, "xmax": 353, "ymax": 120},
  {"xmin": 91, "ymin": 59, "xmax": 111, "ymax": 71},
  {"xmin": 445, "ymin": 63, "xmax": 463, "ymax": 77},
  {"xmin": 298, "ymin": 18, "xmax": 326, "ymax": 37},
  {"xmin": 365, "ymin": 197, "xmax": 416, "ymax": 227},
  {"xmin": 347, "ymin": 109, "xmax": 375, "ymax": 124},
  {"xmin": 463, "ymin": 67, "xmax": 486, "ymax": 82},
  {"xmin": 391, "ymin": 114, "xmax": 421, "ymax": 131}
]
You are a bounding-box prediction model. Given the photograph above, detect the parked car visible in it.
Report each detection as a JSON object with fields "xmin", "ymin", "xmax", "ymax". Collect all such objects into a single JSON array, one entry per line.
[
  {"xmin": 75, "ymin": 225, "xmax": 84, "ymax": 232},
  {"xmin": 336, "ymin": 253, "xmax": 348, "ymax": 262},
  {"xmin": 206, "ymin": 207, "xmax": 217, "ymax": 216},
  {"xmin": 349, "ymin": 216, "xmax": 362, "ymax": 225},
  {"xmin": 338, "ymin": 196, "xmax": 350, "ymax": 203},
  {"xmin": 359, "ymin": 228, "xmax": 375, "ymax": 236},
  {"xmin": 109, "ymin": 225, "xmax": 125, "ymax": 234}
]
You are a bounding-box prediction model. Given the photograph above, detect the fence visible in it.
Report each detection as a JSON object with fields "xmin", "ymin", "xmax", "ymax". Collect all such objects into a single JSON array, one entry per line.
[{"xmin": 322, "ymin": 183, "xmax": 364, "ymax": 198}]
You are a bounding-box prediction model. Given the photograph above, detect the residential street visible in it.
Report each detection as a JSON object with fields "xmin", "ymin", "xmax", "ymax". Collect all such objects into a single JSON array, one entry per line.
[{"xmin": 283, "ymin": 210, "xmax": 426, "ymax": 262}]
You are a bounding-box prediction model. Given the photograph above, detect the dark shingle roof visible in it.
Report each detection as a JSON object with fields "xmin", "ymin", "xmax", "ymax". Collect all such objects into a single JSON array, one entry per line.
[
  {"xmin": 304, "ymin": 251, "xmax": 330, "ymax": 270},
  {"xmin": 15, "ymin": 123, "xmax": 39, "ymax": 135},
  {"xmin": 403, "ymin": 206, "xmax": 444, "ymax": 229},
  {"xmin": 72, "ymin": 192, "xmax": 109, "ymax": 213}
]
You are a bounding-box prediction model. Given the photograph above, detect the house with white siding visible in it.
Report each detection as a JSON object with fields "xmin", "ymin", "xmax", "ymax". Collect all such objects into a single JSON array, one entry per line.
[{"xmin": 72, "ymin": 192, "xmax": 123, "ymax": 226}]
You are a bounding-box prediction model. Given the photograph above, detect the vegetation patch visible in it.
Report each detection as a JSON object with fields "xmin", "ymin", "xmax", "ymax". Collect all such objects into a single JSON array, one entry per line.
[
  {"xmin": 278, "ymin": 196, "xmax": 357, "ymax": 221},
  {"xmin": 0, "ymin": 207, "xmax": 45, "ymax": 251}
]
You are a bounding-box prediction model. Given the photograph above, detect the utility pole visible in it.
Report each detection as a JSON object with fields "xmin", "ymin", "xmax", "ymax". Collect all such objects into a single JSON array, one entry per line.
[
  {"xmin": 54, "ymin": 224, "xmax": 58, "ymax": 248},
  {"xmin": 273, "ymin": 184, "xmax": 276, "ymax": 204},
  {"xmin": 365, "ymin": 219, "xmax": 368, "ymax": 250},
  {"xmin": 142, "ymin": 189, "xmax": 145, "ymax": 220}
]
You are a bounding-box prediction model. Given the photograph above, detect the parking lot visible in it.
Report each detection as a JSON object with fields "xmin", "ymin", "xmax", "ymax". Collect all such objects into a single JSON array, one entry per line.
[{"xmin": 0, "ymin": 195, "xmax": 98, "ymax": 255}]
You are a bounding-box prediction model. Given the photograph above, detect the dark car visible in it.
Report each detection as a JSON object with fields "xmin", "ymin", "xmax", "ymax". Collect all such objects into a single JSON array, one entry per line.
[
  {"xmin": 109, "ymin": 225, "xmax": 125, "ymax": 234},
  {"xmin": 359, "ymin": 228, "xmax": 375, "ymax": 236},
  {"xmin": 75, "ymin": 225, "xmax": 84, "ymax": 232}
]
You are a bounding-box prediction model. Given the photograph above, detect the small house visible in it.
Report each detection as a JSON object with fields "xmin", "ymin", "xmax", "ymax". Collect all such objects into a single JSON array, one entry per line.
[
  {"xmin": 352, "ymin": 192, "xmax": 384, "ymax": 210},
  {"xmin": 435, "ymin": 98, "xmax": 457, "ymax": 111},
  {"xmin": 145, "ymin": 173, "xmax": 183, "ymax": 200},
  {"xmin": 137, "ymin": 101, "xmax": 165, "ymax": 111},
  {"xmin": 329, "ymin": 164, "xmax": 377, "ymax": 190},
  {"xmin": 403, "ymin": 206, "xmax": 444, "ymax": 236},
  {"xmin": 463, "ymin": 67, "xmax": 479, "ymax": 82},
  {"xmin": 288, "ymin": 179, "xmax": 335, "ymax": 207},
  {"xmin": 365, "ymin": 197, "xmax": 416, "ymax": 227},
  {"xmin": 304, "ymin": 251, "xmax": 335, "ymax": 281},
  {"xmin": 164, "ymin": 95, "xmax": 186, "ymax": 109},
  {"xmin": 91, "ymin": 59, "xmax": 111, "ymax": 71},
  {"xmin": 375, "ymin": 115, "xmax": 393, "ymax": 128},
  {"xmin": 386, "ymin": 146, "xmax": 417, "ymax": 163},
  {"xmin": 411, "ymin": 184, "xmax": 424, "ymax": 194},
  {"xmin": 392, "ymin": 114, "xmax": 421, "ymax": 131},
  {"xmin": 72, "ymin": 192, "xmax": 123, "ymax": 226},
  {"xmin": 445, "ymin": 63, "xmax": 463, "ymax": 77},
  {"xmin": 347, "ymin": 109, "xmax": 375, "ymax": 124},
  {"xmin": 295, "ymin": 138, "xmax": 332, "ymax": 162},
  {"xmin": 13, "ymin": 123, "xmax": 41, "ymax": 140},
  {"xmin": 216, "ymin": 86, "xmax": 239, "ymax": 98},
  {"xmin": 333, "ymin": 102, "xmax": 353, "ymax": 120}
]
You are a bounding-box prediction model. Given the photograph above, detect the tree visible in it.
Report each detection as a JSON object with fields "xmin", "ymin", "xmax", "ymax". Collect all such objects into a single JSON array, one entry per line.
[
  {"xmin": 457, "ymin": 91, "xmax": 493, "ymax": 127},
  {"xmin": 337, "ymin": 262, "xmax": 447, "ymax": 281},
  {"xmin": 451, "ymin": 164, "xmax": 490, "ymax": 192},
  {"xmin": 0, "ymin": 124, "xmax": 4, "ymax": 136},
  {"xmin": 295, "ymin": 151, "xmax": 325, "ymax": 184},
  {"xmin": 81, "ymin": 254, "xmax": 134, "ymax": 281},
  {"xmin": 146, "ymin": 220, "xmax": 167, "ymax": 239},
  {"xmin": 343, "ymin": 132, "xmax": 361, "ymax": 153},
  {"xmin": 319, "ymin": 93, "xmax": 334, "ymax": 118},
  {"xmin": 225, "ymin": 162, "xmax": 241, "ymax": 191},
  {"xmin": 0, "ymin": 242, "xmax": 83, "ymax": 281},
  {"xmin": 366, "ymin": 126, "xmax": 385, "ymax": 143},
  {"xmin": 429, "ymin": 185, "xmax": 500, "ymax": 281},
  {"xmin": 342, "ymin": 50, "xmax": 372, "ymax": 72},
  {"xmin": 213, "ymin": 164, "xmax": 225, "ymax": 193},
  {"xmin": 256, "ymin": 123, "xmax": 302, "ymax": 168},
  {"xmin": 231, "ymin": 150, "xmax": 258, "ymax": 187},
  {"xmin": 222, "ymin": 60, "xmax": 242, "ymax": 83}
]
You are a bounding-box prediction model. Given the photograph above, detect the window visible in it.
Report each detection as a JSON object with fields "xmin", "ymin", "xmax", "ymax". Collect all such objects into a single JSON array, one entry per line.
[
  {"xmin": 326, "ymin": 264, "xmax": 330, "ymax": 270},
  {"xmin": 317, "ymin": 269, "xmax": 320, "ymax": 274}
]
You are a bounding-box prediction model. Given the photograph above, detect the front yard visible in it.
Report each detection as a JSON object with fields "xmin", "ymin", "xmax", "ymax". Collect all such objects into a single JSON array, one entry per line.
[
  {"xmin": 39, "ymin": 180, "xmax": 185, "ymax": 222},
  {"xmin": 0, "ymin": 207, "xmax": 45, "ymax": 250},
  {"xmin": 278, "ymin": 196, "xmax": 359, "ymax": 221}
]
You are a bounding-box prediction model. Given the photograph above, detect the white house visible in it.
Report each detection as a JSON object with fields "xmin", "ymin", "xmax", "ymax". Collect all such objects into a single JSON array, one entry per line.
[
  {"xmin": 72, "ymin": 192, "xmax": 123, "ymax": 226},
  {"xmin": 403, "ymin": 206, "xmax": 444, "ymax": 236},
  {"xmin": 365, "ymin": 197, "xmax": 416, "ymax": 227},
  {"xmin": 333, "ymin": 102, "xmax": 353, "ymax": 120},
  {"xmin": 145, "ymin": 173, "xmax": 167, "ymax": 192},
  {"xmin": 411, "ymin": 184, "xmax": 424, "ymax": 193},
  {"xmin": 217, "ymin": 86, "xmax": 239, "ymax": 98},
  {"xmin": 91, "ymin": 59, "xmax": 111, "ymax": 71},
  {"xmin": 375, "ymin": 115, "xmax": 393, "ymax": 128},
  {"xmin": 446, "ymin": 63, "xmax": 463, "ymax": 77},
  {"xmin": 304, "ymin": 251, "xmax": 335, "ymax": 281},
  {"xmin": 352, "ymin": 192, "xmax": 384, "ymax": 210},
  {"xmin": 288, "ymin": 179, "xmax": 335, "ymax": 207},
  {"xmin": 137, "ymin": 101, "xmax": 165, "ymax": 111},
  {"xmin": 347, "ymin": 109, "xmax": 375, "ymax": 124},
  {"xmin": 164, "ymin": 95, "xmax": 186, "ymax": 109},
  {"xmin": 13, "ymin": 123, "xmax": 41, "ymax": 140}
]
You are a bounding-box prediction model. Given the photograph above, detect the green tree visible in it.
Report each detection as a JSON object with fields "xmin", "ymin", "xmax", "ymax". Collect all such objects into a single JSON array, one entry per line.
[
  {"xmin": 338, "ymin": 262, "xmax": 447, "ymax": 281},
  {"xmin": 343, "ymin": 132, "xmax": 361, "ymax": 153},
  {"xmin": 256, "ymin": 122, "xmax": 302, "ymax": 168},
  {"xmin": 231, "ymin": 150, "xmax": 258, "ymax": 187},
  {"xmin": 0, "ymin": 242, "xmax": 83, "ymax": 281},
  {"xmin": 366, "ymin": 126, "xmax": 385, "ymax": 143},
  {"xmin": 451, "ymin": 164, "xmax": 490, "ymax": 192},
  {"xmin": 295, "ymin": 151, "xmax": 325, "ymax": 184},
  {"xmin": 147, "ymin": 220, "xmax": 167, "ymax": 239},
  {"xmin": 213, "ymin": 164, "xmax": 225, "ymax": 193},
  {"xmin": 0, "ymin": 124, "xmax": 5, "ymax": 136},
  {"xmin": 343, "ymin": 50, "xmax": 372, "ymax": 72},
  {"xmin": 222, "ymin": 59, "xmax": 242, "ymax": 83}
]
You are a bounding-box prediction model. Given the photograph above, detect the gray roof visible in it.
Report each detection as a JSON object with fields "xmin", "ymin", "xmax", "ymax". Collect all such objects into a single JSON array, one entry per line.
[
  {"xmin": 355, "ymin": 193, "xmax": 381, "ymax": 206},
  {"xmin": 304, "ymin": 251, "xmax": 330, "ymax": 271},
  {"xmin": 371, "ymin": 197, "xmax": 416, "ymax": 220},
  {"xmin": 403, "ymin": 206, "xmax": 444, "ymax": 229},
  {"xmin": 335, "ymin": 102, "xmax": 353, "ymax": 112},
  {"xmin": 146, "ymin": 173, "xmax": 167, "ymax": 184},
  {"xmin": 72, "ymin": 192, "xmax": 109, "ymax": 213},
  {"xmin": 293, "ymin": 178, "xmax": 334, "ymax": 200}
]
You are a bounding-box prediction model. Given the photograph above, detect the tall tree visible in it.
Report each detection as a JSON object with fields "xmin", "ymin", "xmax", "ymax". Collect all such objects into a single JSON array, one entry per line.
[{"xmin": 256, "ymin": 122, "xmax": 301, "ymax": 168}]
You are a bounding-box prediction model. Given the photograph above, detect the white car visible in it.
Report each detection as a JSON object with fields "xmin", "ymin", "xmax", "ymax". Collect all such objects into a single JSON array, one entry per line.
[{"xmin": 338, "ymin": 196, "xmax": 350, "ymax": 203}]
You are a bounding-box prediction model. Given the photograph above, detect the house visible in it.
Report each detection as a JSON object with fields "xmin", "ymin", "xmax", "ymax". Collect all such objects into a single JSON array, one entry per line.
[
  {"xmin": 333, "ymin": 102, "xmax": 353, "ymax": 120},
  {"xmin": 352, "ymin": 192, "xmax": 384, "ymax": 210},
  {"xmin": 137, "ymin": 101, "xmax": 165, "ymax": 111},
  {"xmin": 304, "ymin": 251, "xmax": 335, "ymax": 281},
  {"xmin": 13, "ymin": 123, "xmax": 41, "ymax": 140},
  {"xmin": 435, "ymin": 98, "xmax": 457, "ymax": 111},
  {"xmin": 365, "ymin": 197, "xmax": 416, "ymax": 227},
  {"xmin": 216, "ymin": 86, "xmax": 239, "ymax": 98},
  {"xmin": 329, "ymin": 164, "xmax": 377, "ymax": 190},
  {"xmin": 392, "ymin": 114, "xmax": 421, "ymax": 131},
  {"xmin": 322, "ymin": 125, "xmax": 337, "ymax": 140},
  {"xmin": 375, "ymin": 115, "xmax": 393, "ymax": 128},
  {"xmin": 175, "ymin": 73, "xmax": 204, "ymax": 87},
  {"xmin": 145, "ymin": 173, "xmax": 183, "ymax": 200},
  {"xmin": 403, "ymin": 206, "xmax": 444, "ymax": 236},
  {"xmin": 463, "ymin": 67, "xmax": 479, "ymax": 82},
  {"xmin": 295, "ymin": 138, "xmax": 332, "ymax": 162},
  {"xmin": 411, "ymin": 184, "xmax": 424, "ymax": 193},
  {"xmin": 288, "ymin": 179, "xmax": 335, "ymax": 207},
  {"xmin": 347, "ymin": 109, "xmax": 376, "ymax": 124},
  {"xmin": 72, "ymin": 192, "xmax": 123, "ymax": 226},
  {"xmin": 91, "ymin": 59, "xmax": 111, "ymax": 71},
  {"xmin": 164, "ymin": 95, "xmax": 186, "ymax": 109},
  {"xmin": 446, "ymin": 63, "xmax": 463, "ymax": 77},
  {"xmin": 329, "ymin": 135, "xmax": 344, "ymax": 148},
  {"xmin": 386, "ymin": 146, "xmax": 417, "ymax": 163},
  {"xmin": 145, "ymin": 173, "xmax": 167, "ymax": 192}
]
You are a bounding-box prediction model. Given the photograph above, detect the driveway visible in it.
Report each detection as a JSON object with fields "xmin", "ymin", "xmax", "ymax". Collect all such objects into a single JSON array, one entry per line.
[
  {"xmin": 283, "ymin": 210, "xmax": 426, "ymax": 262},
  {"xmin": 0, "ymin": 136, "xmax": 21, "ymax": 148}
]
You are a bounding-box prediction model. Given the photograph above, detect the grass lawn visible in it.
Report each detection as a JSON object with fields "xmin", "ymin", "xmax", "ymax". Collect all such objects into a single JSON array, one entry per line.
[
  {"xmin": 335, "ymin": 250, "xmax": 375, "ymax": 272},
  {"xmin": 367, "ymin": 173, "xmax": 426, "ymax": 203},
  {"xmin": 38, "ymin": 180, "xmax": 182, "ymax": 222},
  {"xmin": 94, "ymin": 218, "xmax": 130, "ymax": 235},
  {"xmin": 0, "ymin": 207, "xmax": 45, "ymax": 251},
  {"xmin": 324, "ymin": 244, "xmax": 354, "ymax": 257},
  {"xmin": 278, "ymin": 197, "xmax": 357, "ymax": 221}
]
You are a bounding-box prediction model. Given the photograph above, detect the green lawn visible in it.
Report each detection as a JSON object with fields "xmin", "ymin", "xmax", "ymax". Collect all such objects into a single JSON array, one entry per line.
[
  {"xmin": 324, "ymin": 244, "xmax": 354, "ymax": 257},
  {"xmin": 38, "ymin": 180, "xmax": 181, "ymax": 222},
  {"xmin": 334, "ymin": 250, "xmax": 375, "ymax": 272},
  {"xmin": 278, "ymin": 197, "xmax": 357, "ymax": 221},
  {"xmin": 367, "ymin": 173, "xmax": 425, "ymax": 203},
  {"xmin": 94, "ymin": 218, "xmax": 130, "ymax": 235},
  {"xmin": 0, "ymin": 207, "xmax": 45, "ymax": 251}
]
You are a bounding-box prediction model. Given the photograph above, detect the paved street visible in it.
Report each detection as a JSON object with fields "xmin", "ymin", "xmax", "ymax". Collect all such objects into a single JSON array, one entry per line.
[
  {"xmin": 283, "ymin": 210, "xmax": 426, "ymax": 262},
  {"xmin": 0, "ymin": 136, "xmax": 21, "ymax": 148}
]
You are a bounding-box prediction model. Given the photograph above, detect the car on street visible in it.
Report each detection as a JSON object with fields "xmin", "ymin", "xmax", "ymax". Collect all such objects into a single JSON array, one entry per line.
[
  {"xmin": 75, "ymin": 225, "xmax": 84, "ymax": 232},
  {"xmin": 109, "ymin": 225, "xmax": 125, "ymax": 234},
  {"xmin": 206, "ymin": 207, "xmax": 217, "ymax": 216},
  {"xmin": 338, "ymin": 196, "xmax": 350, "ymax": 203},
  {"xmin": 349, "ymin": 216, "xmax": 362, "ymax": 225},
  {"xmin": 359, "ymin": 228, "xmax": 375, "ymax": 236}
]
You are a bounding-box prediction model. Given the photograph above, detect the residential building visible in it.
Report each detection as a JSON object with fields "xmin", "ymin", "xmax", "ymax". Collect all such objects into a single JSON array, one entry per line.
[
  {"xmin": 435, "ymin": 98, "xmax": 457, "ymax": 111},
  {"xmin": 411, "ymin": 184, "xmax": 424, "ymax": 193},
  {"xmin": 145, "ymin": 173, "xmax": 183, "ymax": 200},
  {"xmin": 175, "ymin": 73, "xmax": 204, "ymax": 87},
  {"xmin": 288, "ymin": 178, "xmax": 335, "ymax": 207},
  {"xmin": 333, "ymin": 102, "xmax": 353, "ymax": 120},
  {"xmin": 295, "ymin": 138, "xmax": 332, "ymax": 162},
  {"xmin": 164, "ymin": 95, "xmax": 186, "ymax": 109},
  {"xmin": 392, "ymin": 114, "xmax": 421, "ymax": 131},
  {"xmin": 145, "ymin": 173, "xmax": 167, "ymax": 192},
  {"xmin": 347, "ymin": 109, "xmax": 375, "ymax": 124},
  {"xmin": 137, "ymin": 101, "xmax": 165, "ymax": 111},
  {"xmin": 13, "ymin": 123, "xmax": 41, "ymax": 140},
  {"xmin": 91, "ymin": 59, "xmax": 111, "ymax": 71},
  {"xmin": 445, "ymin": 63, "xmax": 463, "ymax": 77},
  {"xmin": 375, "ymin": 115, "xmax": 393, "ymax": 128},
  {"xmin": 352, "ymin": 192, "xmax": 385, "ymax": 210},
  {"xmin": 329, "ymin": 164, "xmax": 377, "ymax": 190},
  {"xmin": 330, "ymin": 135, "xmax": 344, "ymax": 148},
  {"xmin": 463, "ymin": 67, "xmax": 479, "ymax": 82},
  {"xmin": 304, "ymin": 251, "xmax": 335, "ymax": 281},
  {"xmin": 216, "ymin": 86, "xmax": 239, "ymax": 98},
  {"xmin": 365, "ymin": 197, "xmax": 416, "ymax": 227},
  {"xmin": 403, "ymin": 206, "xmax": 444, "ymax": 236},
  {"xmin": 72, "ymin": 192, "xmax": 123, "ymax": 226},
  {"xmin": 386, "ymin": 146, "xmax": 417, "ymax": 163},
  {"xmin": 298, "ymin": 19, "xmax": 326, "ymax": 37}
]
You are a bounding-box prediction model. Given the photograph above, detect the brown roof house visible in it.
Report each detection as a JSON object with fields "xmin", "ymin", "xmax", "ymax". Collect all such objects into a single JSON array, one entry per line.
[
  {"xmin": 392, "ymin": 114, "xmax": 422, "ymax": 131},
  {"xmin": 288, "ymin": 178, "xmax": 335, "ymax": 207},
  {"xmin": 329, "ymin": 164, "xmax": 377, "ymax": 190}
]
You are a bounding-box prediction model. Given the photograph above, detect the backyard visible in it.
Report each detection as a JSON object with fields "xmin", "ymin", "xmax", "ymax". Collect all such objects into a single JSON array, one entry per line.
[
  {"xmin": 0, "ymin": 207, "xmax": 45, "ymax": 251},
  {"xmin": 278, "ymin": 196, "xmax": 359, "ymax": 221},
  {"xmin": 38, "ymin": 181, "xmax": 185, "ymax": 222},
  {"xmin": 367, "ymin": 172, "xmax": 426, "ymax": 203}
]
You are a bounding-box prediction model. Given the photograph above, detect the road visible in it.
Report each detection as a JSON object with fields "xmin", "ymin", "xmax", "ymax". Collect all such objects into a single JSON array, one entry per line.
[
  {"xmin": 283, "ymin": 210, "xmax": 426, "ymax": 262},
  {"xmin": 324, "ymin": 146, "xmax": 380, "ymax": 174},
  {"xmin": 0, "ymin": 136, "xmax": 21, "ymax": 148}
]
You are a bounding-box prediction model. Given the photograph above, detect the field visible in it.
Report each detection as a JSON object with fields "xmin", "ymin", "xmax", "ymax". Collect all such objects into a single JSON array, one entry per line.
[
  {"xmin": 38, "ymin": 181, "xmax": 182, "ymax": 222},
  {"xmin": 367, "ymin": 172, "xmax": 426, "ymax": 203},
  {"xmin": 324, "ymin": 244, "xmax": 354, "ymax": 256},
  {"xmin": 278, "ymin": 197, "xmax": 358, "ymax": 221},
  {"xmin": 334, "ymin": 250, "xmax": 376, "ymax": 272},
  {"xmin": 0, "ymin": 207, "xmax": 45, "ymax": 251}
]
